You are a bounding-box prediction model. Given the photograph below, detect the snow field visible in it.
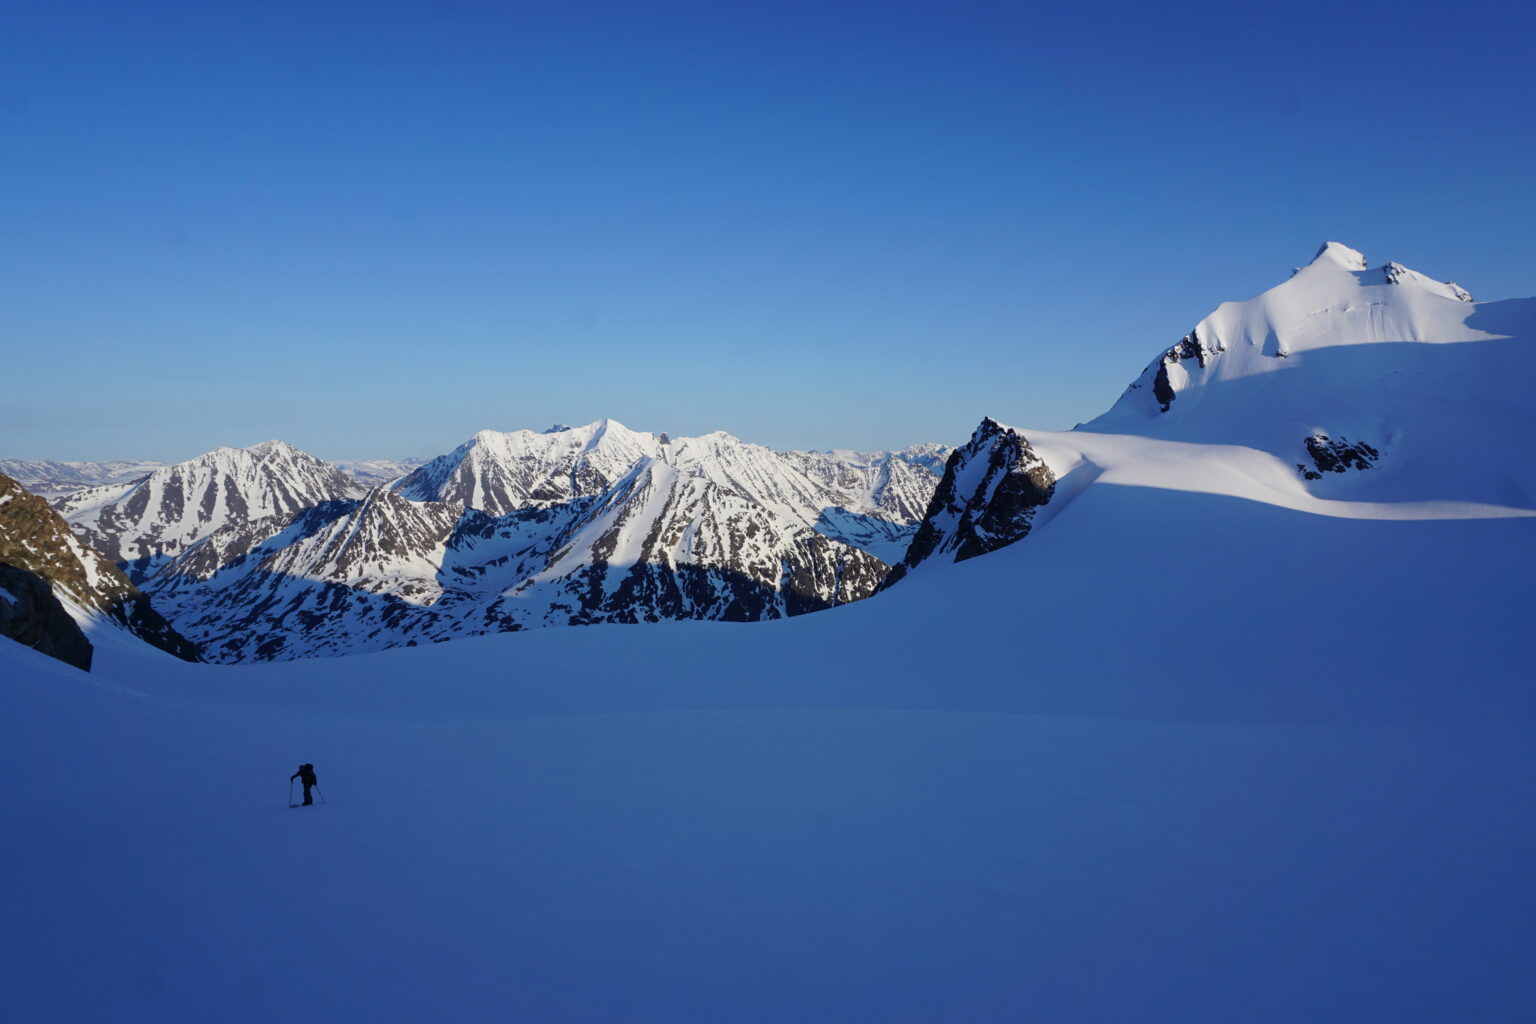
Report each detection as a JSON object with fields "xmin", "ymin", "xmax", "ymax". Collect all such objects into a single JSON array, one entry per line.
[{"xmin": 7, "ymin": 472, "xmax": 1536, "ymax": 1021}]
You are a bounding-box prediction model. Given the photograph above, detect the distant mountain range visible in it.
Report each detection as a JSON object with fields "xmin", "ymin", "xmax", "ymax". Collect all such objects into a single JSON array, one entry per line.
[
  {"xmin": 15, "ymin": 424, "xmax": 952, "ymax": 662},
  {"xmin": 5, "ymin": 241, "xmax": 1532, "ymax": 669}
]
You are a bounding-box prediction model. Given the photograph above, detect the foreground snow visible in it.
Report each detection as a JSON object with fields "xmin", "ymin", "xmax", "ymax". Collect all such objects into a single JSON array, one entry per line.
[{"xmin": 5, "ymin": 466, "xmax": 1534, "ymax": 1022}]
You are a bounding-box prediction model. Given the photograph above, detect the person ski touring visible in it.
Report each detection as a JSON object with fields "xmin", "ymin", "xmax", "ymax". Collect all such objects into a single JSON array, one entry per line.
[{"xmin": 290, "ymin": 763, "xmax": 318, "ymax": 806}]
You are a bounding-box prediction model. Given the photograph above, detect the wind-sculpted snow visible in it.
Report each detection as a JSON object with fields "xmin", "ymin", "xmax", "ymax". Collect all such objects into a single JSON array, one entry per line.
[
  {"xmin": 148, "ymin": 467, "xmax": 887, "ymax": 662},
  {"xmin": 56, "ymin": 440, "xmax": 367, "ymax": 582}
]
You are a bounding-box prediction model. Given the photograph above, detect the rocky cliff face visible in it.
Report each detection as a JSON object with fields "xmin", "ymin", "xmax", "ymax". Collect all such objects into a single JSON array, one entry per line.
[
  {"xmin": 0, "ymin": 474, "xmax": 199, "ymax": 666},
  {"xmin": 880, "ymin": 419, "xmax": 1055, "ymax": 590}
]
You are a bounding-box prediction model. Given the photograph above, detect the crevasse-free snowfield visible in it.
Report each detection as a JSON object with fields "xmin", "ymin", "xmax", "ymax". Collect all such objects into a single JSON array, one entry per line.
[{"xmin": 4, "ymin": 243, "xmax": 1535, "ymax": 1022}]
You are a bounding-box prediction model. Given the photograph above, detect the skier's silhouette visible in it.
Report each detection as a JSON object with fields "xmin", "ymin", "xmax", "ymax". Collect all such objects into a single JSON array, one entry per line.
[{"xmin": 290, "ymin": 763, "xmax": 318, "ymax": 806}]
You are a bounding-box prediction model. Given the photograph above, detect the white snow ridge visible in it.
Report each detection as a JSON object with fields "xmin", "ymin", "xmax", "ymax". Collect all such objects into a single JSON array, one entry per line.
[{"xmin": 3, "ymin": 241, "xmax": 1535, "ymax": 1022}]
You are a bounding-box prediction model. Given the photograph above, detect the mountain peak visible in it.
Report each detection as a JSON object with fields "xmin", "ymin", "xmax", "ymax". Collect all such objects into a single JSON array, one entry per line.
[
  {"xmin": 245, "ymin": 439, "xmax": 300, "ymax": 457},
  {"xmin": 1308, "ymin": 241, "xmax": 1369, "ymax": 271}
]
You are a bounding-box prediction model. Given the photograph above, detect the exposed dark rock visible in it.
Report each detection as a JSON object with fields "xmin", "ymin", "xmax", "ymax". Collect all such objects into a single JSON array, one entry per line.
[
  {"xmin": 0, "ymin": 565, "xmax": 93, "ymax": 671},
  {"xmin": 0, "ymin": 473, "xmax": 199, "ymax": 664},
  {"xmin": 1301, "ymin": 435, "xmax": 1381, "ymax": 477},
  {"xmin": 1149, "ymin": 326, "xmax": 1213, "ymax": 411},
  {"xmin": 881, "ymin": 418, "xmax": 1055, "ymax": 590}
]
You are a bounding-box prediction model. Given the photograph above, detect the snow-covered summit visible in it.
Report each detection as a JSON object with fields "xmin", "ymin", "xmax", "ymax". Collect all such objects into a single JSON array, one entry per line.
[
  {"xmin": 1306, "ymin": 240, "xmax": 1369, "ymax": 271},
  {"xmin": 56, "ymin": 439, "xmax": 366, "ymax": 582},
  {"xmin": 1085, "ymin": 241, "xmax": 1536, "ymax": 507},
  {"xmin": 395, "ymin": 420, "xmax": 665, "ymax": 515}
]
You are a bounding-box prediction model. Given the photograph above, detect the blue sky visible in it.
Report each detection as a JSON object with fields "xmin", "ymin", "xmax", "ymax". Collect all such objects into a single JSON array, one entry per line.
[{"xmin": 3, "ymin": 0, "xmax": 1533, "ymax": 461}]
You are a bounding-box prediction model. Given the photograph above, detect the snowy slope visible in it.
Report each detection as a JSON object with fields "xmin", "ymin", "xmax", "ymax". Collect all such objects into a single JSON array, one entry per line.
[
  {"xmin": 55, "ymin": 440, "xmax": 367, "ymax": 581},
  {"xmin": 5, "ymin": 440, "xmax": 1534, "ymax": 1021}
]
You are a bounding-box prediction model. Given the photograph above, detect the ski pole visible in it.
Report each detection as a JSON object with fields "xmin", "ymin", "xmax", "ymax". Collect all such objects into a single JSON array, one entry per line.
[
  {"xmin": 316, "ymin": 786, "xmax": 326, "ymax": 805},
  {"xmin": 289, "ymin": 779, "xmax": 295, "ymax": 806}
]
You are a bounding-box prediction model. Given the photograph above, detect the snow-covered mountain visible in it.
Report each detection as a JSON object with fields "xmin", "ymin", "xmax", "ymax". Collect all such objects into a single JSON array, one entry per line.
[
  {"xmin": 55, "ymin": 440, "xmax": 367, "ymax": 582},
  {"xmin": 394, "ymin": 420, "xmax": 664, "ymax": 514},
  {"xmin": 871, "ymin": 241, "xmax": 1536, "ymax": 593},
  {"xmin": 147, "ymin": 464, "xmax": 887, "ymax": 661},
  {"xmin": 1087, "ymin": 241, "xmax": 1535, "ymax": 505},
  {"xmin": 775, "ymin": 446, "xmax": 950, "ymax": 560},
  {"xmin": 0, "ymin": 473, "xmax": 199, "ymax": 667},
  {"xmin": 44, "ymin": 239, "xmax": 1530, "ymax": 668},
  {"xmin": 396, "ymin": 420, "xmax": 943, "ymax": 564},
  {"xmin": 28, "ymin": 426, "xmax": 937, "ymax": 659},
  {"xmin": 0, "ymin": 459, "xmax": 167, "ymax": 499}
]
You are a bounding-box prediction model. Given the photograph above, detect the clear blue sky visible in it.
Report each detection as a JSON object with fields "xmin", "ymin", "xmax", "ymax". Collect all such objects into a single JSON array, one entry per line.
[{"xmin": 3, "ymin": 0, "xmax": 1533, "ymax": 462}]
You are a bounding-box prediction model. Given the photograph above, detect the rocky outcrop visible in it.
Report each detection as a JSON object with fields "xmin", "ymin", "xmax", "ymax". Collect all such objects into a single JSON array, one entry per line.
[
  {"xmin": 1298, "ymin": 435, "xmax": 1381, "ymax": 479},
  {"xmin": 1151, "ymin": 327, "xmax": 1215, "ymax": 411},
  {"xmin": 0, "ymin": 473, "xmax": 199, "ymax": 665},
  {"xmin": 880, "ymin": 418, "xmax": 1055, "ymax": 590}
]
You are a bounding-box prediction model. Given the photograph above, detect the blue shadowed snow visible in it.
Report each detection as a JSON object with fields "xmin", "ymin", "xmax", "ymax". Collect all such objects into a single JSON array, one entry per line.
[{"xmin": 4, "ymin": 482, "xmax": 1536, "ymax": 1022}]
